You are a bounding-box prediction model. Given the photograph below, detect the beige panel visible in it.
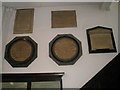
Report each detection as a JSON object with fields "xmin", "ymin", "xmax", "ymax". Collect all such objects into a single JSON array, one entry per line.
[
  {"xmin": 31, "ymin": 81, "xmax": 60, "ymax": 88},
  {"xmin": 2, "ymin": 82, "xmax": 27, "ymax": 89},
  {"xmin": 13, "ymin": 9, "xmax": 34, "ymax": 34},
  {"xmin": 53, "ymin": 38, "xmax": 78, "ymax": 61},
  {"xmin": 10, "ymin": 41, "xmax": 32, "ymax": 61},
  {"xmin": 89, "ymin": 28, "xmax": 112, "ymax": 34},
  {"xmin": 52, "ymin": 10, "xmax": 77, "ymax": 28},
  {"xmin": 89, "ymin": 28, "xmax": 114, "ymax": 50}
]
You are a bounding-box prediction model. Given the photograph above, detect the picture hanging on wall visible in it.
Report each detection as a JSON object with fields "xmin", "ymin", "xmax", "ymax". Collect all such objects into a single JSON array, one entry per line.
[
  {"xmin": 13, "ymin": 9, "xmax": 34, "ymax": 34},
  {"xmin": 51, "ymin": 10, "xmax": 77, "ymax": 28},
  {"xmin": 4, "ymin": 36, "xmax": 37, "ymax": 67},
  {"xmin": 49, "ymin": 34, "xmax": 82, "ymax": 65},
  {"xmin": 86, "ymin": 26, "xmax": 117, "ymax": 53}
]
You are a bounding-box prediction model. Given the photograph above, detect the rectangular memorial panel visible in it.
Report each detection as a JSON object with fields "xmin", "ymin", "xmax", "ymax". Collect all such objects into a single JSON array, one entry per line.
[
  {"xmin": 87, "ymin": 26, "xmax": 117, "ymax": 53},
  {"xmin": 13, "ymin": 9, "xmax": 34, "ymax": 34},
  {"xmin": 52, "ymin": 10, "xmax": 77, "ymax": 28}
]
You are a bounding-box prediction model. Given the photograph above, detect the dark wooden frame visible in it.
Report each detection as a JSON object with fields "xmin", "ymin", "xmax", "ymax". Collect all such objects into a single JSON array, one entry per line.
[
  {"xmin": 1, "ymin": 72, "xmax": 64, "ymax": 90},
  {"xmin": 4, "ymin": 36, "xmax": 37, "ymax": 67},
  {"xmin": 86, "ymin": 26, "xmax": 117, "ymax": 53},
  {"xmin": 49, "ymin": 34, "xmax": 82, "ymax": 65}
]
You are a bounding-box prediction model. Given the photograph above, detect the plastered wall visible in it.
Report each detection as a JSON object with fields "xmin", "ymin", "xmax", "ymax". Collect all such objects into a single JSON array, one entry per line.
[{"xmin": 2, "ymin": 3, "xmax": 118, "ymax": 88}]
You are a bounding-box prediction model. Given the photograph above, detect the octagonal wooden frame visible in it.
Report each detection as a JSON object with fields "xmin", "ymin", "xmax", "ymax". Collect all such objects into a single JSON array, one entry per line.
[
  {"xmin": 4, "ymin": 36, "xmax": 37, "ymax": 67},
  {"xmin": 49, "ymin": 34, "xmax": 82, "ymax": 65}
]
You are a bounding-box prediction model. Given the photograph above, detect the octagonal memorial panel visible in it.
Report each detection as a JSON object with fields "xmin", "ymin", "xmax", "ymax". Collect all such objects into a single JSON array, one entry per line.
[
  {"xmin": 4, "ymin": 36, "xmax": 37, "ymax": 67},
  {"xmin": 49, "ymin": 34, "xmax": 82, "ymax": 65}
]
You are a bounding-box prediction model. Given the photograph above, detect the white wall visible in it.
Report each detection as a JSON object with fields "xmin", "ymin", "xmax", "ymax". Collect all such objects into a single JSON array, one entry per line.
[
  {"xmin": 2, "ymin": 3, "xmax": 118, "ymax": 88},
  {"xmin": 0, "ymin": 1, "xmax": 2, "ymax": 90}
]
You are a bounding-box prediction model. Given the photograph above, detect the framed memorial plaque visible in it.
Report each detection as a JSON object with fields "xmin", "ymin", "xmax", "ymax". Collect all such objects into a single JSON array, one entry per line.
[
  {"xmin": 49, "ymin": 34, "xmax": 82, "ymax": 65},
  {"xmin": 51, "ymin": 10, "xmax": 77, "ymax": 28},
  {"xmin": 87, "ymin": 26, "xmax": 117, "ymax": 53},
  {"xmin": 13, "ymin": 9, "xmax": 34, "ymax": 34},
  {"xmin": 4, "ymin": 36, "xmax": 37, "ymax": 67}
]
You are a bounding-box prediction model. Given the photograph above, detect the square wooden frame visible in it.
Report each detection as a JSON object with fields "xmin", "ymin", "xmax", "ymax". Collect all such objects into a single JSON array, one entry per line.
[{"xmin": 86, "ymin": 26, "xmax": 117, "ymax": 53}]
